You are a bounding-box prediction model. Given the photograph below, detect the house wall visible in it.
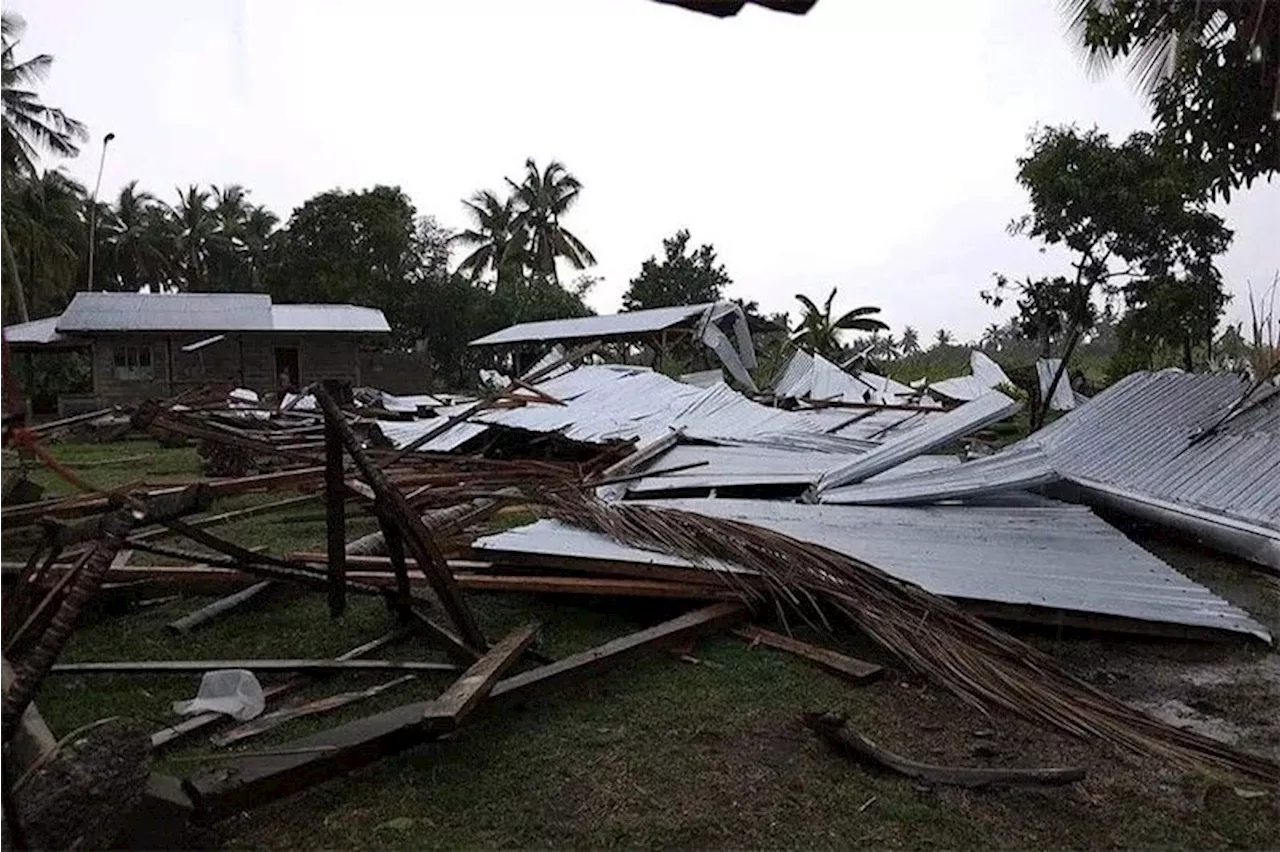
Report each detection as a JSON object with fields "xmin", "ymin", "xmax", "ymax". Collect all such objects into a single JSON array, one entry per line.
[{"xmin": 89, "ymin": 332, "xmax": 372, "ymax": 404}]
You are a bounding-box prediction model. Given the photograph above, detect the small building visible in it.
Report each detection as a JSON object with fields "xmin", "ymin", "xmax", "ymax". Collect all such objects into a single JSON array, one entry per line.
[{"xmin": 2, "ymin": 292, "xmax": 390, "ymax": 412}]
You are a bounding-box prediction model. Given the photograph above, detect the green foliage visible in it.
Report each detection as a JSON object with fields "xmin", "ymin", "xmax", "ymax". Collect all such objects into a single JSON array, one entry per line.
[
  {"xmin": 1, "ymin": 12, "xmax": 86, "ymax": 179},
  {"xmin": 11, "ymin": 349, "xmax": 90, "ymax": 411},
  {"xmin": 789, "ymin": 287, "xmax": 887, "ymax": 358},
  {"xmin": 1065, "ymin": 0, "xmax": 1278, "ymax": 198},
  {"xmin": 622, "ymin": 229, "xmax": 731, "ymax": 311}
]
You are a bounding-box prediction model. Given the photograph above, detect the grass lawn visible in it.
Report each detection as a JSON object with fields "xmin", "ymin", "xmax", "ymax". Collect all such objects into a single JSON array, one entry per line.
[{"xmin": 4, "ymin": 441, "xmax": 1278, "ymax": 850}]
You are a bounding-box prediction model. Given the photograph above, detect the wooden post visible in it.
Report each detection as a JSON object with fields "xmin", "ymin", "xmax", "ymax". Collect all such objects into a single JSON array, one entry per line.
[
  {"xmin": 312, "ymin": 382, "xmax": 487, "ymax": 652},
  {"xmin": 376, "ymin": 513, "xmax": 412, "ymax": 621},
  {"xmin": 323, "ymin": 409, "xmax": 347, "ymax": 618}
]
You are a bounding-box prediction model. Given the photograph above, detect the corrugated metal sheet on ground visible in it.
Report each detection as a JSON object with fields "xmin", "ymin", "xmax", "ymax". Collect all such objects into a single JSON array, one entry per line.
[
  {"xmin": 469, "ymin": 303, "xmax": 713, "ymax": 347},
  {"xmin": 813, "ymin": 390, "xmax": 1020, "ymax": 493},
  {"xmin": 374, "ymin": 365, "xmax": 940, "ymax": 453},
  {"xmin": 270, "ymin": 304, "xmax": 390, "ymax": 333},
  {"xmin": 56, "ymin": 292, "xmax": 274, "ymax": 332},
  {"xmin": 473, "ymin": 500, "xmax": 1269, "ymax": 640},
  {"xmin": 821, "ymin": 442, "xmax": 1058, "ymax": 505},
  {"xmin": 625, "ymin": 448, "xmax": 959, "ymax": 496}
]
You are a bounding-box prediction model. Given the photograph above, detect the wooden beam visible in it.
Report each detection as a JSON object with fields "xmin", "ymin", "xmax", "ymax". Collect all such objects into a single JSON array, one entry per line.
[
  {"xmin": 732, "ymin": 625, "xmax": 882, "ymax": 683},
  {"xmin": 150, "ymin": 629, "xmax": 410, "ymax": 750},
  {"xmin": 211, "ymin": 675, "xmax": 418, "ymax": 747},
  {"xmin": 312, "ymin": 382, "xmax": 486, "ymax": 651},
  {"xmin": 421, "ymin": 623, "xmax": 539, "ymax": 732},
  {"xmin": 451, "ymin": 573, "xmax": 739, "ymax": 601},
  {"xmin": 51, "ymin": 659, "xmax": 460, "ymax": 675},
  {"xmin": 324, "ymin": 415, "xmax": 347, "ymax": 617},
  {"xmin": 165, "ymin": 581, "xmax": 277, "ymax": 635},
  {"xmin": 183, "ymin": 602, "xmax": 745, "ymax": 822}
]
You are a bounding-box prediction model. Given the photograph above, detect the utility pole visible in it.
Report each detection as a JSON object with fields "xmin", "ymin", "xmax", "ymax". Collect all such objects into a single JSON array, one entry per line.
[{"xmin": 84, "ymin": 132, "xmax": 115, "ymax": 290}]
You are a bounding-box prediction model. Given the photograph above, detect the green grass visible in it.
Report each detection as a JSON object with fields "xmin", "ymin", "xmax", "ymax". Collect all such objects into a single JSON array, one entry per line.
[{"xmin": 6, "ymin": 441, "xmax": 1279, "ymax": 850}]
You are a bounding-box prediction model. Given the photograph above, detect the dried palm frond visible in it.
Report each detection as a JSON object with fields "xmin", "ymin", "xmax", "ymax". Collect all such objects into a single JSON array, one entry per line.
[{"xmin": 541, "ymin": 493, "xmax": 1279, "ymax": 783}]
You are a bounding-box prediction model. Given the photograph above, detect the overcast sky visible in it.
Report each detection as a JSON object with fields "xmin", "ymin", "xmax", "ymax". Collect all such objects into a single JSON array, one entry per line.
[{"xmin": 15, "ymin": 0, "xmax": 1278, "ymax": 341}]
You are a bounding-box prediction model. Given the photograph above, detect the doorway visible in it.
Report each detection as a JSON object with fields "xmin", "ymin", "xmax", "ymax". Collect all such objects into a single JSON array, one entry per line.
[{"xmin": 274, "ymin": 347, "xmax": 300, "ymax": 394}]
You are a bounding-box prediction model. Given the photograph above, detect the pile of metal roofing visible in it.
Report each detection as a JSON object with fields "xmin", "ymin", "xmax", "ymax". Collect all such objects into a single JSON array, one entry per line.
[
  {"xmin": 823, "ymin": 370, "xmax": 1280, "ymax": 570},
  {"xmin": 925, "ymin": 351, "xmax": 1013, "ymax": 403},
  {"xmin": 771, "ymin": 349, "xmax": 937, "ymax": 407}
]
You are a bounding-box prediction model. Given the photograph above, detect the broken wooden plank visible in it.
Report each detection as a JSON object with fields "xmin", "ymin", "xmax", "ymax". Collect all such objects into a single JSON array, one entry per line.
[
  {"xmin": 733, "ymin": 625, "xmax": 883, "ymax": 683},
  {"xmin": 165, "ymin": 581, "xmax": 277, "ymax": 635},
  {"xmin": 421, "ymin": 623, "xmax": 539, "ymax": 732},
  {"xmin": 802, "ymin": 711, "xmax": 1086, "ymax": 788},
  {"xmin": 183, "ymin": 602, "xmax": 745, "ymax": 822},
  {"xmin": 51, "ymin": 659, "xmax": 460, "ymax": 675},
  {"xmin": 150, "ymin": 629, "xmax": 410, "ymax": 750},
  {"xmin": 450, "ymin": 573, "xmax": 739, "ymax": 600},
  {"xmin": 211, "ymin": 675, "xmax": 418, "ymax": 747}
]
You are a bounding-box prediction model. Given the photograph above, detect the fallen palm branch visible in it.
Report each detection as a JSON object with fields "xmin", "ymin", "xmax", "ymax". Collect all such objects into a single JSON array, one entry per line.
[
  {"xmin": 541, "ymin": 494, "xmax": 1280, "ymax": 783},
  {"xmin": 802, "ymin": 711, "xmax": 1086, "ymax": 788}
]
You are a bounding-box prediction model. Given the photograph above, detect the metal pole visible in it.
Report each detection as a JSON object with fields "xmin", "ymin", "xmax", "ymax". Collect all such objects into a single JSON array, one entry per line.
[{"xmin": 85, "ymin": 132, "xmax": 115, "ymax": 290}]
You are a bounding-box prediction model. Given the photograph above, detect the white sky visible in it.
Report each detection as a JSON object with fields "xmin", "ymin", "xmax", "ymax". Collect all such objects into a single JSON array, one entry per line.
[{"xmin": 14, "ymin": 0, "xmax": 1279, "ymax": 342}]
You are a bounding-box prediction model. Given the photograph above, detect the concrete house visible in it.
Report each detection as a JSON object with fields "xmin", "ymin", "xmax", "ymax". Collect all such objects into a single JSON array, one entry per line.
[{"xmin": 3, "ymin": 292, "xmax": 390, "ymax": 411}]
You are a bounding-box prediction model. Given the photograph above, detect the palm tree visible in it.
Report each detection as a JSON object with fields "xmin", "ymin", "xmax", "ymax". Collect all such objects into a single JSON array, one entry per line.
[
  {"xmin": 901, "ymin": 326, "xmax": 921, "ymax": 355},
  {"xmin": 934, "ymin": 328, "xmax": 954, "ymax": 348},
  {"xmin": 102, "ymin": 180, "xmax": 170, "ymax": 291},
  {"xmin": 241, "ymin": 204, "xmax": 278, "ymax": 291},
  {"xmin": 170, "ymin": 184, "xmax": 214, "ymax": 291},
  {"xmin": 2, "ymin": 12, "xmax": 86, "ymax": 321},
  {"xmin": 1, "ymin": 168, "xmax": 85, "ymax": 321},
  {"xmin": 506, "ymin": 159, "xmax": 596, "ymax": 287},
  {"xmin": 451, "ymin": 189, "xmax": 521, "ymax": 286},
  {"xmin": 981, "ymin": 323, "xmax": 1003, "ymax": 351},
  {"xmin": 790, "ymin": 287, "xmax": 889, "ymax": 358}
]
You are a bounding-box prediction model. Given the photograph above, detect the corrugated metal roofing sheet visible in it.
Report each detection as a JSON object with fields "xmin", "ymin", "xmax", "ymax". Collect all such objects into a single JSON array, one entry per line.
[
  {"xmin": 373, "ymin": 365, "xmax": 932, "ymax": 454},
  {"xmin": 2, "ymin": 317, "xmax": 65, "ymax": 345},
  {"xmin": 773, "ymin": 349, "xmax": 930, "ymax": 406},
  {"xmin": 271, "ymin": 304, "xmax": 390, "ymax": 333},
  {"xmin": 929, "ymin": 351, "xmax": 1012, "ymax": 402},
  {"xmin": 813, "ymin": 390, "xmax": 1020, "ymax": 494},
  {"xmin": 469, "ymin": 303, "xmax": 714, "ymax": 347},
  {"xmin": 820, "ymin": 442, "xmax": 1058, "ymax": 505},
  {"xmin": 473, "ymin": 499, "xmax": 1269, "ymax": 640},
  {"xmin": 57, "ymin": 292, "xmax": 273, "ymax": 332}
]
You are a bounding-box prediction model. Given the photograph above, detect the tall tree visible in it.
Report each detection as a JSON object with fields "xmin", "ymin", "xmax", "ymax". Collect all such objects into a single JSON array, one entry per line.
[
  {"xmin": 1, "ymin": 169, "xmax": 86, "ymax": 323},
  {"xmin": 934, "ymin": 328, "xmax": 954, "ymax": 347},
  {"xmin": 900, "ymin": 325, "xmax": 921, "ymax": 355},
  {"xmin": 451, "ymin": 189, "xmax": 522, "ymax": 286},
  {"xmin": 169, "ymin": 184, "xmax": 215, "ymax": 291},
  {"xmin": 1063, "ymin": 0, "xmax": 1278, "ymax": 197},
  {"xmin": 998, "ymin": 125, "xmax": 1231, "ymax": 422},
  {"xmin": 506, "ymin": 158, "xmax": 595, "ymax": 287},
  {"xmin": 790, "ymin": 287, "xmax": 888, "ymax": 358},
  {"xmin": 622, "ymin": 229, "xmax": 731, "ymax": 311},
  {"xmin": 0, "ymin": 9, "xmax": 85, "ymax": 322},
  {"xmin": 100, "ymin": 180, "xmax": 169, "ymax": 292}
]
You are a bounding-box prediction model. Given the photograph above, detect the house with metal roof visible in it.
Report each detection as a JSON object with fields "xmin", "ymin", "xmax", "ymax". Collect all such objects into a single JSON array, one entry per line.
[{"xmin": 3, "ymin": 292, "xmax": 389, "ymax": 412}]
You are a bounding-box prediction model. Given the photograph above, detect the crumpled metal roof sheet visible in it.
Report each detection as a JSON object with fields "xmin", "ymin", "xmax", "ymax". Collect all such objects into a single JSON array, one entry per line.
[
  {"xmin": 374, "ymin": 365, "xmax": 932, "ymax": 453},
  {"xmin": 821, "ymin": 442, "xmax": 1058, "ymax": 505},
  {"xmin": 57, "ymin": 292, "xmax": 273, "ymax": 332},
  {"xmin": 813, "ymin": 390, "xmax": 1020, "ymax": 494},
  {"xmin": 271, "ymin": 304, "xmax": 390, "ymax": 333},
  {"xmin": 772, "ymin": 349, "xmax": 929, "ymax": 406},
  {"xmin": 473, "ymin": 499, "xmax": 1269, "ymax": 640},
  {"xmin": 469, "ymin": 303, "xmax": 714, "ymax": 347},
  {"xmin": 929, "ymin": 351, "xmax": 1012, "ymax": 402}
]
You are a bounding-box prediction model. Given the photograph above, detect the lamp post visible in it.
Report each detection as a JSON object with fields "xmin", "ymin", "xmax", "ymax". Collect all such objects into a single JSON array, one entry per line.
[{"xmin": 85, "ymin": 132, "xmax": 115, "ymax": 290}]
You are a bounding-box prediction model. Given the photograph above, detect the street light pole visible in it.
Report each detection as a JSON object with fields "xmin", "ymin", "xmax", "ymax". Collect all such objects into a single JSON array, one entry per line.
[{"xmin": 85, "ymin": 132, "xmax": 115, "ymax": 290}]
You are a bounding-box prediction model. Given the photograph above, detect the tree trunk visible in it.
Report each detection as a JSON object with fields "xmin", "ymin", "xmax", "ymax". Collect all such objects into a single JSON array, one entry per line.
[{"xmin": 1, "ymin": 222, "xmax": 30, "ymax": 323}]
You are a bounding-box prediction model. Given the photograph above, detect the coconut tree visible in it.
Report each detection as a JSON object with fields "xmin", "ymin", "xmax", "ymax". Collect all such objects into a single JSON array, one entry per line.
[
  {"xmin": 934, "ymin": 328, "xmax": 954, "ymax": 348},
  {"xmin": 169, "ymin": 184, "xmax": 215, "ymax": 291},
  {"xmin": 790, "ymin": 287, "xmax": 888, "ymax": 358},
  {"xmin": 101, "ymin": 180, "xmax": 171, "ymax": 292},
  {"xmin": 900, "ymin": 325, "xmax": 921, "ymax": 355},
  {"xmin": 1, "ymin": 168, "xmax": 85, "ymax": 321},
  {"xmin": 506, "ymin": 158, "xmax": 595, "ymax": 287},
  {"xmin": 2, "ymin": 12, "xmax": 86, "ymax": 321},
  {"xmin": 451, "ymin": 189, "xmax": 522, "ymax": 286}
]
